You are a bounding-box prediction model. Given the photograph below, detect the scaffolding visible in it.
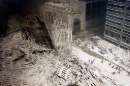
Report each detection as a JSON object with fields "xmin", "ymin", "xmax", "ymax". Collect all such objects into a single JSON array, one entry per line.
[{"xmin": 104, "ymin": 0, "xmax": 130, "ymax": 49}]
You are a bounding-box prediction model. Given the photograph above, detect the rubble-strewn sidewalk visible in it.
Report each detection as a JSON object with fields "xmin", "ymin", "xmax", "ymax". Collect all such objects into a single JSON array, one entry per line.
[
  {"xmin": 73, "ymin": 31, "xmax": 130, "ymax": 86},
  {"xmin": 0, "ymin": 30, "xmax": 119, "ymax": 86}
]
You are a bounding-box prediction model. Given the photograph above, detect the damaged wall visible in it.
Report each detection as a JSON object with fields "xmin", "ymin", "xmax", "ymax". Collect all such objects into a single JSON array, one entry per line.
[
  {"xmin": 38, "ymin": 0, "xmax": 86, "ymax": 53},
  {"xmin": 39, "ymin": 2, "xmax": 73, "ymax": 53},
  {"xmin": 1, "ymin": 0, "xmax": 86, "ymax": 54}
]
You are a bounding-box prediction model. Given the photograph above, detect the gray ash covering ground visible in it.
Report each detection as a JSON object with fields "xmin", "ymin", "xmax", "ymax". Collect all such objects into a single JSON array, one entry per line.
[{"xmin": 0, "ymin": 31, "xmax": 104, "ymax": 86}]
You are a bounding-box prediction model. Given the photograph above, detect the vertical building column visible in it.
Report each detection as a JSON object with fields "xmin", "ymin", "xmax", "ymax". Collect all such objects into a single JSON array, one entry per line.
[{"xmin": 80, "ymin": 2, "xmax": 87, "ymax": 31}]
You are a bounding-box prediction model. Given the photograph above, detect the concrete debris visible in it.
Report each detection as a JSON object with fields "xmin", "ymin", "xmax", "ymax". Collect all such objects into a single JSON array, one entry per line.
[{"xmin": 0, "ymin": 30, "xmax": 105, "ymax": 86}]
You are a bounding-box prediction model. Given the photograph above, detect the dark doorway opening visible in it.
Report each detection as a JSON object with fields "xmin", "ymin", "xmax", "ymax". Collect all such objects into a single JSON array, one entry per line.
[{"xmin": 73, "ymin": 18, "xmax": 81, "ymax": 35}]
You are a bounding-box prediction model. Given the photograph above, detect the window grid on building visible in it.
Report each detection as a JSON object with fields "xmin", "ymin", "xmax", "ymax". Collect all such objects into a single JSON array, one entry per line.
[{"xmin": 104, "ymin": 0, "xmax": 130, "ymax": 49}]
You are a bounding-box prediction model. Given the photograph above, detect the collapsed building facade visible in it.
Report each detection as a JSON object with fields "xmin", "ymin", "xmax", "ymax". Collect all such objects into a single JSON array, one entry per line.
[
  {"xmin": 104, "ymin": 0, "xmax": 130, "ymax": 49},
  {"xmin": 7, "ymin": 0, "xmax": 86, "ymax": 54},
  {"xmin": 0, "ymin": 1, "xmax": 106, "ymax": 86},
  {"xmin": 40, "ymin": 0, "xmax": 86, "ymax": 53}
]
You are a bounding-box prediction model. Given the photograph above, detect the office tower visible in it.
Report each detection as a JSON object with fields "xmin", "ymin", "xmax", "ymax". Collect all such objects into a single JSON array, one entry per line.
[{"xmin": 104, "ymin": 0, "xmax": 130, "ymax": 49}]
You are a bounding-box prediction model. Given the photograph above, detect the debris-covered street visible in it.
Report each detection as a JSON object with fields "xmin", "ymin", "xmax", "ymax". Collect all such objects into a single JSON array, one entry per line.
[
  {"xmin": 0, "ymin": 0, "xmax": 130, "ymax": 86},
  {"xmin": 73, "ymin": 31, "xmax": 130, "ymax": 86},
  {"xmin": 0, "ymin": 30, "xmax": 130, "ymax": 86}
]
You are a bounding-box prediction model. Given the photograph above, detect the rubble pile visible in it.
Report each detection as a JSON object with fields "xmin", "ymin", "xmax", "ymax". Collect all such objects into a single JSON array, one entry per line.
[
  {"xmin": 0, "ymin": 31, "xmax": 104, "ymax": 86},
  {"xmin": 72, "ymin": 32, "xmax": 130, "ymax": 86}
]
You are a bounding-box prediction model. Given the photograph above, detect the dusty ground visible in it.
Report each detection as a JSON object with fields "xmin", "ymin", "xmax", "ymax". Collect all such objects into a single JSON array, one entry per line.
[
  {"xmin": 0, "ymin": 31, "xmax": 105, "ymax": 86},
  {"xmin": 73, "ymin": 30, "xmax": 130, "ymax": 86},
  {"xmin": 0, "ymin": 29, "xmax": 129, "ymax": 86}
]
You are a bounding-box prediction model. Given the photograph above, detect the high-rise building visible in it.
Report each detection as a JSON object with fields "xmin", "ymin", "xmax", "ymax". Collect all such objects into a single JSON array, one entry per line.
[{"xmin": 104, "ymin": 0, "xmax": 130, "ymax": 49}]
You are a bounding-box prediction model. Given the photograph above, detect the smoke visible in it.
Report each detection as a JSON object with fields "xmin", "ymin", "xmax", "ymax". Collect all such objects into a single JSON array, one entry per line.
[
  {"xmin": 0, "ymin": 0, "xmax": 28, "ymax": 15},
  {"xmin": 0, "ymin": 0, "xmax": 44, "ymax": 15},
  {"xmin": 0, "ymin": 0, "xmax": 45, "ymax": 36}
]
